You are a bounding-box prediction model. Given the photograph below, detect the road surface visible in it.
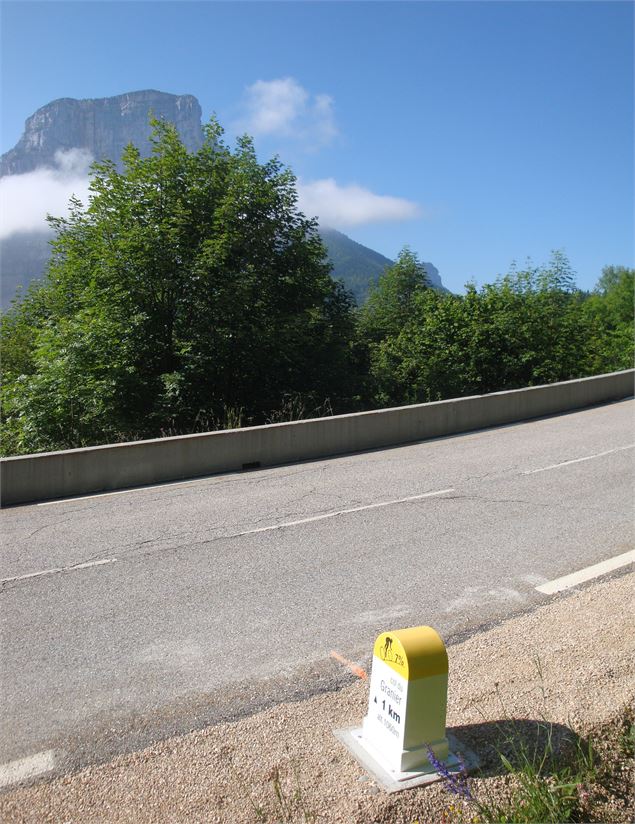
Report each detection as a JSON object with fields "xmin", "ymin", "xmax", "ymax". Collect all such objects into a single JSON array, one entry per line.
[{"xmin": 1, "ymin": 398, "xmax": 633, "ymax": 780}]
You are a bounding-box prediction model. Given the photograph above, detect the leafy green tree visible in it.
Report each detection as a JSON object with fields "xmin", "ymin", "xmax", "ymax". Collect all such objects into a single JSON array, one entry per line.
[
  {"xmin": 360, "ymin": 251, "xmax": 609, "ymax": 408},
  {"xmin": 594, "ymin": 265, "xmax": 634, "ymax": 326},
  {"xmin": 1, "ymin": 119, "xmax": 357, "ymax": 455},
  {"xmin": 581, "ymin": 265, "xmax": 634, "ymax": 373},
  {"xmin": 359, "ymin": 247, "xmax": 431, "ymax": 343},
  {"xmin": 355, "ymin": 247, "xmax": 433, "ymax": 404}
]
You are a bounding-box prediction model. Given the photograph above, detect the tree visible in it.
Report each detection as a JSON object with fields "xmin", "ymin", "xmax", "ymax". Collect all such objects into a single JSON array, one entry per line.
[
  {"xmin": 359, "ymin": 247, "xmax": 431, "ymax": 343},
  {"xmin": 357, "ymin": 251, "xmax": 607, "ymax": 409},
  {"xmin": 581, "ymin": 265, "xmax": 634, "ymax": 373},
  {"xmin": 1, "ymin": 119, "xmax": 357, "ymax": 455},
  {"xmin": 594, "ymin": 265, "xmax": 634, "ymax": 325}
]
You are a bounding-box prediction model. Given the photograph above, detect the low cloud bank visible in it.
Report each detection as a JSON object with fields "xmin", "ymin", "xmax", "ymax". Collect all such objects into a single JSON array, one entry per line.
[
  {"xmin": 297, "ymin": 178, "xmax": 421, "ymax": 228},
  {"xmin": 0, "ymin": 147, "xmax": 420, "ymax": 240},
  {"xmin": 0, "ymin": 149, "xmax": 92, "ymax": 240}
]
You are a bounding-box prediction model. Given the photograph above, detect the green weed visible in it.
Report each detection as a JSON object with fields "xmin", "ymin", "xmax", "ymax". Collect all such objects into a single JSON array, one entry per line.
[
  {"xmin": 241, "ymin": 761, "xmax": 316, "ymax": 824},
  {"xmin": 429, "ymin": 708, "xmax": 635, "ymax": 824}
]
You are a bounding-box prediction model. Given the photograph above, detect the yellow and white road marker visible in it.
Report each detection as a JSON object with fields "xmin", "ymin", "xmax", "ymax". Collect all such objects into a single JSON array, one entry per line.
[
  {"xmin": 362, "ymin": 626, "xmax": 450, "ymax": 772},
  {"xmin": 335, "ymin": 625, "xmax": 475, "ymax": 792}
]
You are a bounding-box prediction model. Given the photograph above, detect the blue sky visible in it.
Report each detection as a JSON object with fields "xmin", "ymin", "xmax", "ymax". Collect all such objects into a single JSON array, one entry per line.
[{"xmin": 1, "ymin": 1, "xmax": 633, "ymax": 293}]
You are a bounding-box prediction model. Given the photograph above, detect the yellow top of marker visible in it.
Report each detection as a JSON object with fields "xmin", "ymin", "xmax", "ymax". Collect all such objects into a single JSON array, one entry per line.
[{"xmin": 373, "ymin": 625, "xmax": 448, "ymax": 680}]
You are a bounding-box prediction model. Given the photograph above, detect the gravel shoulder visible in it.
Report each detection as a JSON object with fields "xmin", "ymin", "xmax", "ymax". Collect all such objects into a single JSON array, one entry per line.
[{"xmin": 2, "ymin": 571, "xmax": 634, "ymax": 823}]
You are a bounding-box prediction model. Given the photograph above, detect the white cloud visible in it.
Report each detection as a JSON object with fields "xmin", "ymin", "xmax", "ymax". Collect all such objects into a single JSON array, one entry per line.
[
  {"xmin": 236, "ymin": 77, "xmax": 337, "ymax": 147},
  {"xmin": 0, "ymin": 148, "xmax": 92, "ymax": 239},
  {"xmin": 297, "ymin": 178, "xmax": 421, "ymax": 228},
  {"xmin": 0, "ymin": 147, "xmax": 420, "ymax": 238}
]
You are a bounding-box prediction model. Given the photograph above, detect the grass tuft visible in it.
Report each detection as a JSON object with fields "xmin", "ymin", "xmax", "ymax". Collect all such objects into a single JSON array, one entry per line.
[{"xmin": 427, "ymin": 704, "xmax": 634, "ymax": 824}]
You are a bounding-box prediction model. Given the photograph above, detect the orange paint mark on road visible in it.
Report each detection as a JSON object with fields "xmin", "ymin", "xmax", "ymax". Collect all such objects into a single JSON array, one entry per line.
[{"xmin": 330, "ymin": 650, "xmax": 368, "ymax": 680}]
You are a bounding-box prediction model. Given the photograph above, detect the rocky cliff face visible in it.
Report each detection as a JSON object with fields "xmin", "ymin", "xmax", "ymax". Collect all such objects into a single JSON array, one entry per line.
[
  {"xmin": 0, "ymin": 90, "xmax": 203, "ymax": 175},
  {"xmin": 1, "ymin": 90, "xmax": 205, "ymax": 305}
]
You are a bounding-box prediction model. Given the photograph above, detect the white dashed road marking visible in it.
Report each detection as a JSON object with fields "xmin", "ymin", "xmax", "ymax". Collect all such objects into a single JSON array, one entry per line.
[
  {"xmin": 233, "ymin": 488, "xmax": 455, "ymax": 537},
  {"xmin": 0, "ymin": 750, "xmax": 56, "ymax": 788},
  {"xmin": 1, "ymin": 558, "xmax": 117, "ymax": 585},
  {"xmin": 536, "ymin": 549, "xmax": 635, "ymax": 595},
  {"xmin": 522, "ymin": 444, "xmax": 634, "ymax": 475}
]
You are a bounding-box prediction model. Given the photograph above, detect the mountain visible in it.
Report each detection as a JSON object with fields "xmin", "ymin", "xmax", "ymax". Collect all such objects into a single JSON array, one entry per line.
[
  {"xmin": 1, "ymin": 90, "xmax": 205, "ymax": 306},
  {"xmin": 1, "ymin": 232, "xmax": 52, "ymax": 306},
  {"xmin": 0, "ymin": 89, "xmax": 203, "ymax": 176},
  {"xmin": 1, "ymin": 90, "xmax": 446, "ymax": 307},
  {"xmin": 320, "ymin": 227, "xmax": 446, "ymax": 303}
]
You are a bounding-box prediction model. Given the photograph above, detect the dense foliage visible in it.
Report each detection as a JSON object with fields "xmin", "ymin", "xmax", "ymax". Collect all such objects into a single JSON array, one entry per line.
[
  {"xmin": 1, "ymin": 120, "xmax": 357, "ymax": 454},
  {"xmin": 361, "ymin": 250, "xmax": 633, "ymax": 406},
  {"xmin": 1, "ymin": 120, "xmax": 633, "ymax": 456}
]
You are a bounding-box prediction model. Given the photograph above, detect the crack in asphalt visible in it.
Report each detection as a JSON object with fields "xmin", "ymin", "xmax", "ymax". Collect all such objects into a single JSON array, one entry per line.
[
  {"xmin": 439, "ymin": 493, "xmax": 631, "ymax": 518},
  {"xmin": 19, "ymin": 517, "xmax": 79, "ymax": 545}
]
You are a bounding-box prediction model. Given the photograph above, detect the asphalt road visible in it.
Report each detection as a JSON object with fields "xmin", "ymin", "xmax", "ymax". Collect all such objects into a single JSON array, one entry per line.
[{"xmin": 1, "ymin": 398, "xmax": 633, "ymax": 778}]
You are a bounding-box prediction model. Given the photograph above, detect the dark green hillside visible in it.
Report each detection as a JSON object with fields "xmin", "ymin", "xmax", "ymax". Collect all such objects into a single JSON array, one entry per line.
[
  {"xmin": 0, "ymin": 232, "xmax": 52, "ymax": 307},
  {"xmin": 320, "ymin": 227, "xmax": 446, "ymax": 303},
  {"xmin": 320, "ymin": 227, "xmax": 394, "ymax": 303}
]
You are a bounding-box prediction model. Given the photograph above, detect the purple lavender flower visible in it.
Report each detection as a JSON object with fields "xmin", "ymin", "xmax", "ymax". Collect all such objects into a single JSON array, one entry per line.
[{"xmin": 426, "ymin": 745, "xmax": 473, "ymax": 800}]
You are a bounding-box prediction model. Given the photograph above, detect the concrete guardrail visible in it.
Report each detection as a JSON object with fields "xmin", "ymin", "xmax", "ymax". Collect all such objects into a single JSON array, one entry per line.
[{"xmin": 1, "ymin": 370, "xmax": 633, "ymax": 506}]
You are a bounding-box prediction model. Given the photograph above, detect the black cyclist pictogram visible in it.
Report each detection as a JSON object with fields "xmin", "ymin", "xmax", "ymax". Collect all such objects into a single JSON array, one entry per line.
[{"xmin": 379, "ymin": 636, "xmax": 394, "ymax": 662}]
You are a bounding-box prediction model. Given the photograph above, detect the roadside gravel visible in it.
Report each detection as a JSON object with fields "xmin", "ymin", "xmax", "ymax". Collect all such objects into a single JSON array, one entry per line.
[{"xmin": 2, "ymin": 571, "xmax": 633, "ymax": 823}]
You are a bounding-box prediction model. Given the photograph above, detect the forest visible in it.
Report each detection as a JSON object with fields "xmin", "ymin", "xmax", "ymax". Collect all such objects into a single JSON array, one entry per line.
[{"xmin": 1, "ymin": 119, "xmax": 633, "ymax": 457}]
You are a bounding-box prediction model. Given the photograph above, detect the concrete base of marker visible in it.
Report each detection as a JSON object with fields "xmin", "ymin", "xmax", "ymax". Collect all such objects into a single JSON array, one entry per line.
[{"xmin": 334, "ymin": 728, "xmax": 477, "ymax": 793}]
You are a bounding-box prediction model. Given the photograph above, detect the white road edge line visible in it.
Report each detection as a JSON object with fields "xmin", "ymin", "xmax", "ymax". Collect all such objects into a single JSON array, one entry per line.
[
  {"xmin": 536, "ymin": 549, "xmax": 635, "ymax": 595},
  {"xmin": 37, "ymin": 477, "xmax": 205, "ymax": 505},
  {"xmin": 234, "ymin": 488, "xmax": 455, "ymax": 537},
  {"xmin": 523, "ymin": 444, "xmax": 634, "ymax": 475},
  {"xmin": 1, "ymin": 558, "xmax": 117, "ymax": 585},
  {"xmin": 0, "ymin": 749, "xmax": 56, "ymax": 789}
]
